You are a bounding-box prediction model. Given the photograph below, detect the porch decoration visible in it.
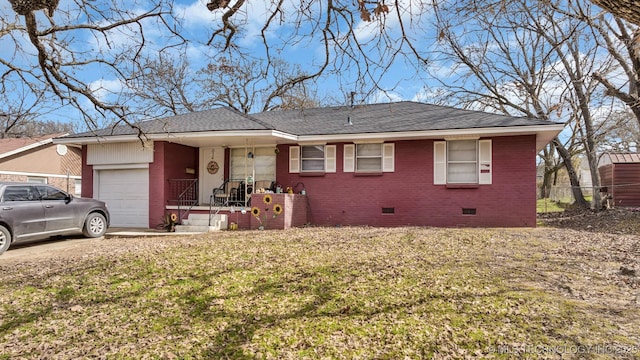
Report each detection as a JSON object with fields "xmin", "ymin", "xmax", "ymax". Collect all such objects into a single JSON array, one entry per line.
[
  {"xmin": 206, "ymin": 160, "xmax": 219, "ymax": 174},
  {"xmin": 159, "ymin": 212, "xmax": 178, "ymax": 232},
  {"xmin": 250, "ymin": 200, "xmax": 283, "ymax": 230}
]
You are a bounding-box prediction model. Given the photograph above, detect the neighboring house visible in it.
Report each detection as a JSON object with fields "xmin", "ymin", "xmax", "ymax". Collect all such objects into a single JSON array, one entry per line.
[
  {"xmin": 598, "ymin": 152, "xmax": 640, "ymax": 207},
  {"xmin": 54, "ymin": 102, "xmax": 563, "ymax": 229},
  {"xmin": 0, "ymin": 134, "xmax": 82, "ymax": 195}
]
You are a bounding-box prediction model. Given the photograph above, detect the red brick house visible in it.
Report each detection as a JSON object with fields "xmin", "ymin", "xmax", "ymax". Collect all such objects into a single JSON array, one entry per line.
[{"xmin": 54, "ymin": 102, "xmax": 563, "ymax": 229}]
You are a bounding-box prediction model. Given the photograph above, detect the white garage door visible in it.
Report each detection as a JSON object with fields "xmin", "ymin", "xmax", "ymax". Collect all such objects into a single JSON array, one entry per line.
[{"xmin": 97, "ymin": 169, "xmax": 149, "ymax": 227}]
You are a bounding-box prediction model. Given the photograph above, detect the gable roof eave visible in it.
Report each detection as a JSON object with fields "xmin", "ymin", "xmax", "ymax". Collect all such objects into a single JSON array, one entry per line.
[
  {"xmin": 0, "ymin": 133, "xmax": 69, "ymax": 160},
  {"xmin": 53, "ymin": 129, "xmax": 299, "ymax": 146},
  {"xmin": 295, "ymin": 124, "xmax": 564, "ymax": 151}
]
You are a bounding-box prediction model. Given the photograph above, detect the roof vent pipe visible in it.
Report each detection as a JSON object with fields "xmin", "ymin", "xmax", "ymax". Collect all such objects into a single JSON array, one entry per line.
[{"xmin": 347, "ymin": 91, "xmax": 356, "ymax": 125}]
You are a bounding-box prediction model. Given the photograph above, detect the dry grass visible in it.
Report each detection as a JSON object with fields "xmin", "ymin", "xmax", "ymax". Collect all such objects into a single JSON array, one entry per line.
[{"xmin": 0, "ymin": 225, "xmax": 639, "ymax": 359}]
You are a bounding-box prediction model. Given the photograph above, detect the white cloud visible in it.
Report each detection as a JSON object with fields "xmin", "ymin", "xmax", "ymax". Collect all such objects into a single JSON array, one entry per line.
[
  {"xmin": 353, "ymin": 0, "xmax": 434, "ymax": 43},
  {"xmin": 88, "ymin": 78, "xmax": 124, "ymax": 102},
  {"xmin": 369, "ymin": 90, "xmax": 405, "ymax": 103}
]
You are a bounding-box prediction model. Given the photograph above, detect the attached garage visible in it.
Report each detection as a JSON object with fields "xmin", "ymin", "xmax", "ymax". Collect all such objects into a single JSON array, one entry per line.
[
  {"xmin": 85, "ymin": 142, "xmax": 155, "ymax": 228},
  {"xmin": 96, "ymin": 168, "xmax": 149, "ymax": 227}
]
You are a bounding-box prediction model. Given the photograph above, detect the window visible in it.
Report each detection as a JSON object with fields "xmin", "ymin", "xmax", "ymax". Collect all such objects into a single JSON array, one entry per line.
[
  {"xmin": 289, "ymin": 145, "xmax": 336, "ymax": 173},
  {"xmin": 36, "ymin": 185, "xmax": 69, "ymax": 200},
  {"xmin": 230, "ymin": 147, "xmax": 276, "ymax": 181},
  {"xmin": 356, "ymin": 144, "xmax": 382, "ymax": 172},
  {"xmin": 301, "ymin": 145, "xmax": 325, "ymax": 172},
  {"xmin": 447, "ymin": 140, "xmax": 478, "ymax": 183},
  {"xmin": 344, "ymin": 143, "xmax": 394, "ymax": 173},
  {"xmin": 3, "ymin": 186, "xmax": 35, "ymax": 201},
  {"xmin": 27, "ymin": 177, "xmax": 47, "ymax": 184},
  {"xmin": 434, "ymin": 139, "xmax": 491, "ymax": 185}
]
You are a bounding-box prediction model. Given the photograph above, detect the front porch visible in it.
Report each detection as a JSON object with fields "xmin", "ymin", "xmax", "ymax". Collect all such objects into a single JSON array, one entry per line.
[{"xmin": 166, "ymin": 188, "xmax": 308, "ymax": 231}]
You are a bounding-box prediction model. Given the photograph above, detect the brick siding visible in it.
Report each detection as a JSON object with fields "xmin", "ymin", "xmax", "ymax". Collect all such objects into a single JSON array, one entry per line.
[{"xmin": 275, "ymin": 136, "xmax": 537, "ymax": 227}]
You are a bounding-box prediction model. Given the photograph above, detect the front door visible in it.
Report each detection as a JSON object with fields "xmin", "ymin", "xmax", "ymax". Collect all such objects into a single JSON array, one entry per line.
[{"xmin": 200, "ymin": 147, "xmax": 225, "ymax": 204}]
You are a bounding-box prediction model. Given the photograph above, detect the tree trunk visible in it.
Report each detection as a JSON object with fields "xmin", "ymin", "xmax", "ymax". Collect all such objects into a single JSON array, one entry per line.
[
  {"xmin": 591, "ymin": 0, "xmax": 640, "ymax": 26},
  {"xmin": 553, "ymin": 137, "xmax": 588, "ymax": 208},
  {"xmin": 539, "ymin": 145, "xmax": 555, "ymax": 198}
]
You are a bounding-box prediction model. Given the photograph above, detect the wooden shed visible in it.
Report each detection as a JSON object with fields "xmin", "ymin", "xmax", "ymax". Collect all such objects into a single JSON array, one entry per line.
[{"xmin": 598, "ymin": 152, "xmax": 640, "ymax": 207}]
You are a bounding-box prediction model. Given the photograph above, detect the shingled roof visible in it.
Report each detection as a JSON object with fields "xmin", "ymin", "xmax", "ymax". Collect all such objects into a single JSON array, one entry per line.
[
  {"xmin": 67, "ymin": 101, "xmax": 555, "ymax": 139},
  {"xmin": 252, "ymin": 101, "xmax": 553, "ymax": 135},
  {"xmin": 0, "ymin": 133, "xmax": 67, "ymax": 159},
  {"xmin": 65, "ymin": 107, "xmax": 273, "ymax": 138}
]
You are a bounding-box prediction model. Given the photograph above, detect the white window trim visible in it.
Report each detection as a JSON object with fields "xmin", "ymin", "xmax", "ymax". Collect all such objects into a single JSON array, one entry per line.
[
  {"xmin": 289, "ymin": 146, "xmax": 300, "ymax": 173},
  {"xmin": 289, "ymin": 145, "xmax": 337, "ymax": 173},
  {"xmin": 301, "ymin": 145, "xmax": 325, "ymax": 172},
  {"xmin": 325, "ymin": 145, "xmax": 337, "ymax": 173},
  {"xmin": 344, "ymin": 143, "xmax": 394, "ymax": 173},
  {"xmin": 344, "ymin": 144, "xmax": 355, "ymax": 172},
  {"xmin": 434, "ymin": 139, "xmax": 492, "ymax": 185}
]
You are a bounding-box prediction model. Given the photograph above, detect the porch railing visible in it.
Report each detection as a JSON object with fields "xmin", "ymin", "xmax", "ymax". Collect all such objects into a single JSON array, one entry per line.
[
  {"xmin": 208, "ymin": 179, "xmax": 252, "ymax": 226},
  {"xmin": 168, "ymin": 179, "xmax": 198, "ymax": 223}
]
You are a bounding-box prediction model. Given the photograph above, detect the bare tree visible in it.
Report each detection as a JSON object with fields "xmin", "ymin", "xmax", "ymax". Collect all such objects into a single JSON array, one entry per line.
[
  {"xmin": 202, "ymin": 1, "xmax": 432, "ymax": 107},
  {"xmin": 0, "ymin": 85, "xmax": 44, "ymax": 139},
  {"xmin": 428, "ymin": 0, "xmax": 624, "ymax": 209},
  {"xmin": 126, "ymin": 51, "xmax": 200, "ymax": 118},
  {"xmin": 2, "ymin": 0, "xmax": 185, "ymax": 134},
  {"xmin": 195, "ymin": 56, "xmax": 320, "ymax": 113},
  {"xmin": 590, "ymin": 0, "xmax": 640, "ymax": 25},
  {"xmin": 589, "ymin": 17, "xmax": 640, "ymax": 126},
  {"xmin": 599, "ymin": 109, "xmax": 640, "ymax": 152}
]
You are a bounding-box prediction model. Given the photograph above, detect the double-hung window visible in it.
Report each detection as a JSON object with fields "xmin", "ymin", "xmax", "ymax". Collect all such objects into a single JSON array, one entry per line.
[
  {"xmin": 434, "ymin": 139, "xmax": 492, "ymax": 185},
  {"xmin": 343, "ymin": 143, "xmax": 395, "ymax": 173},
  {"xmin": 356, "ymin": 144, "xmax": 382, "ymax": 172},
  {"xmin": 447, "ymin": 140, "xmax": 478, "ymax": 183},
  {"xmin": 289, "ymin": 145, "xmax": 336, "ymax": 173},
  {"xmin": 301, "ymin": 145, "xmax": 325, "ymax": 172}
]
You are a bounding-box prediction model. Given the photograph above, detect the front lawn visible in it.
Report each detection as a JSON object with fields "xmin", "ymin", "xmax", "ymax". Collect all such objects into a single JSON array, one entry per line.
[{"xmin": 1, "ymin": 227, "xmax": 638, "ymax": 359}]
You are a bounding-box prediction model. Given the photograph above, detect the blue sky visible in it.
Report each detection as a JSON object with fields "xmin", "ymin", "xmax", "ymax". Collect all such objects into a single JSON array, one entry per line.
[
  {"xmin": 0, "ymin": 0, "xmax": 627, "ymax": 137},
  {"xmin": 0, "ymin": 0, "xmax": 447, "ymax": 131}
]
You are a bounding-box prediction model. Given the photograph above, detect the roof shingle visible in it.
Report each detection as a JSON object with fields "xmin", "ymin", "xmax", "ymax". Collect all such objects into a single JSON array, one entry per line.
[{"xmin": 66, "ymin": 101, "xmax": 557, "ymax": 138}]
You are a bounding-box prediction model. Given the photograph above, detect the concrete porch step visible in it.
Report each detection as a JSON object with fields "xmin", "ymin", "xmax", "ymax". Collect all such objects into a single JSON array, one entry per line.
[
  {"xmin": 177, "ymin": 213, "xmax": 228, "ymax": 232},
  {"xmin": 174, "ymin": 225, "xmax": 218, "ymax": 233}
]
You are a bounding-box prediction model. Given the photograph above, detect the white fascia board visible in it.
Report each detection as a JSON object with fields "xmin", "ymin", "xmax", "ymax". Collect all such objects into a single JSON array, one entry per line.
[
  {"xmin": 53, "ymin": 125, "xmax": 564, "ymax": 152},
  {"xmin": 53, "ymin": 130, "xmax": 299, "ymax": 145},
  {"xmin": 150, "ymin": 130, "xmax": 278, "ymax": 140},
  {"xmin": 0, "ymin": 137, "xmax": 56, "ymax": 159},
  {"xmin": 296, "ymin": 124, "xmax": 564, "ymax": 151},
  {"xmin": 53, "ymin": 135, "xmax": 135, "ymax": 145}
]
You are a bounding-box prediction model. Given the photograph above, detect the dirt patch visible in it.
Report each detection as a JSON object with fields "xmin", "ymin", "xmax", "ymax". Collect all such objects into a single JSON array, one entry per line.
[
  {"xmin": 539, "ymin": 206, "xmax": 640, "ymax": 235},
  {"xmin": 0, "ymin": 221, "xmax": 639, "ymax": 358}
]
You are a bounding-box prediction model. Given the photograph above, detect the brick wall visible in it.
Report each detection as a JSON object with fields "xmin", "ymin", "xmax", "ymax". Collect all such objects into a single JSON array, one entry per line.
[
  {"xmin": 149, "ymin": 142, "xmax": 198, "ymax": 228},
  {"xmin": 0, "ymin": 174, "xmax": 79, "ymax": 193},
  {"xmin": 249, "ymin": 193, "xmax": 308, "ymax": 229},
  {"xmin": 81, "ymin": 145, "xmax": 93, "ymax": 198},
  {"xmin": 275, "ymin": 136, "xmax": 537, "ymax": 227}
]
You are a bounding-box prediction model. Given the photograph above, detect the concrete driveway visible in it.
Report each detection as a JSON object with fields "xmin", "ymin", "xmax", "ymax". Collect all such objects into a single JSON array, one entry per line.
[
  {"xmin": 0, "ymin": 228, "xmax": 176, "ymax": 261},
  {"xmin": 1, "ymin": 236, "xmax": 102, "ymax": 261}
]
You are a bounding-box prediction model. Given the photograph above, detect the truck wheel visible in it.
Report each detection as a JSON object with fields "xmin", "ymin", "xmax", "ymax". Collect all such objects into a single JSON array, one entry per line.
[
  {"xmin": 83, "ymin": 213, "xmax": 107, "ymax": 237},
  {"xmin": 0, "ymin": 225, "xmax": 11, "ymax": 255}
]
